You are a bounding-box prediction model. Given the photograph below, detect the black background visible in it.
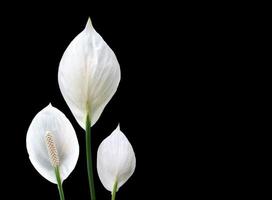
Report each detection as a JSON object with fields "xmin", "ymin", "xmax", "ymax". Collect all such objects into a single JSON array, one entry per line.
[
  {"xmin": 1, "ymin": 1, "xmax": 181, "ymax": 199},
  {"xmin": 0, "ymin": 1, "xmax": 253, "ymax": 199}
]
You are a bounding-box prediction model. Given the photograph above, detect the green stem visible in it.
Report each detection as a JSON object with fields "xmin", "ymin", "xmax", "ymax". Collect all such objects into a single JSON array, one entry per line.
[
  {"xmin": 86, "ymin": 114, "xmax": 96, "ymax": 200},
  {"xmin": 55, "ymin": 166, "xmax": 65, "ymax": 200},
  {"xmin": 111, "ymin": 181, "xmax": 118, "ymax": 200}
]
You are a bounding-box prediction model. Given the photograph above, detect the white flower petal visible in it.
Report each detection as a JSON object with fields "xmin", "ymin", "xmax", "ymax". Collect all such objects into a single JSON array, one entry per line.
[
  {"xmin": 58, "ymin": 18, "xmax": 121, "ymax": 129},
  {"xmin": 97, "ymin": 125, "xmax": 136, "ymax": 191},
  {"xmin": 26, "ymin": 104, "xmax": 79, "ymax": 184}
]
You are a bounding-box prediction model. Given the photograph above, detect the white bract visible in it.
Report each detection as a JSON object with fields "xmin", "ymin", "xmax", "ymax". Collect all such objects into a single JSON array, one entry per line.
[
  {"xmin": 58, "ymin": 18, "xmax": 121, "ymax": 129},
  {"xmin": 97, "ymin": 125, "xmax": 136, "ymax": 192},
  {"xmin": 26, "ymin": 104, "xmax": 79, "ymax": 184}
]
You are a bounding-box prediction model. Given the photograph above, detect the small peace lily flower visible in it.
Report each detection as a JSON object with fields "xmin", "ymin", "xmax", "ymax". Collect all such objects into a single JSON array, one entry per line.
[
  {"xmin": 97, "ymin": 125, "xmax": 136, "ymax": 199},
  {"xmin": 58, "ymin": 18, "xmax": 121, "ymax": 129},
  {"xmin": 26, "ymin": 104, "xmax": 79, "ymax": 200}
]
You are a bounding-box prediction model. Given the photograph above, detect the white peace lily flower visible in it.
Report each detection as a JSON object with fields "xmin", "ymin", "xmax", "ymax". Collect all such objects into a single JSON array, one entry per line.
[
  {"xmin": 26, "ymin": 104, "xmax": 79, "ymax": 184},
  {"xmin": 58, "ymin": 18, "xmax": 121, "ymax": 129},
  {"xmin": 97, "ymin": 125, "xmax": 136, "ymax": 192}
]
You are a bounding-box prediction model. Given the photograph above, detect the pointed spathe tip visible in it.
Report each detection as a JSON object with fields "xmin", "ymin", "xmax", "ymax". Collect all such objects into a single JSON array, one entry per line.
[
  {"xmin": 42, "ymin": 103, "xmax": 55, "ymax": 114},
  {"xmin": 85, "ymin": 17, "xmax": 93, "ymax": 30},
  {"xmin": 46, "ymin": 103, "xmax": 53, "ymax": 109},
  {"xmin": 117, "ymin": 123, "xmax": 121, "ymax": 130},
  {"xmin": 112, "ymin": 123, "xmax": 121, "ymax": 137}
]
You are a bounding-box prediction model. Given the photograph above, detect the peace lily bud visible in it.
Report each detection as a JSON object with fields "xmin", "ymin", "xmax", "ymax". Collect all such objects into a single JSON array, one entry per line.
[
  {"xmin": 58, "ymin": 18, "xmax": 121, "ymax": 128},
  {"xmin": 97, "ymin": 125, "xmax": 136, "ymax": 193},
  {"xmin": 26, "ymin": 104, "xmax": 79, "ymax": 184}
]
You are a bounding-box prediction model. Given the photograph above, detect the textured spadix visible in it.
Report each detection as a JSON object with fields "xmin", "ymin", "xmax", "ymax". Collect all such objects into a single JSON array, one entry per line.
[
  {"xmin": 26, "ymin": 104, "xmax": 79, "ymax": 184},
  {"xmin": 58, "ymin": 18, "xmax": 121, "ymax": 129},
  {"xmin": 97, "ymin": 125, "xmax": 136, "ymax": 192}
]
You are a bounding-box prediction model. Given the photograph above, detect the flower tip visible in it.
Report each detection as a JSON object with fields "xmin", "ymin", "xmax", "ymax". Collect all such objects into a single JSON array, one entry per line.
[
  {"xmin": 85, "ymin": 17, "xmax": 93, "ymax": 30},
  {"xmin": 117, "ymin": 123, "xmax": 120, "ymax": 130},
  {"xmin": 45, "ymin": 103, "xmax": 53, "ymax": 111},
  {"xmin": 112, "ymin": 124, "xmax": 121, "ymax": 135}
]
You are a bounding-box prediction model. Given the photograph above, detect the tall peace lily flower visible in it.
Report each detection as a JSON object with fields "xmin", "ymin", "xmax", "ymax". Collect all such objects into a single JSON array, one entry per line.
[
  {"xmin": 26, "ymin": 104, "xmax": 79, "ymax": 200},
  {"xmin": 58, "ymin": 18, "xmax": 121, "ymax": 128},
  {"xmin": 97, "ymin": 125, "xmax": 136, "ymax": 200},
  {"xmin": 58, "ymin": 18, "xmax": 121, "ymax": 200}
]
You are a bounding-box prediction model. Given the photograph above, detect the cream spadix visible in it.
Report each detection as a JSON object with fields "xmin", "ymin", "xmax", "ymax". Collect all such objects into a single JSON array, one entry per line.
[
  {"xmin": 26, "ymin": 104, "xmax": 79, "ymax": 184},
  {"xmin": 97, "ymin": 125, "xmax": 136, "ymax": 192},
  {"xmin": 58, "ymin": 18, "xmax": 121, "ymax": 129}
]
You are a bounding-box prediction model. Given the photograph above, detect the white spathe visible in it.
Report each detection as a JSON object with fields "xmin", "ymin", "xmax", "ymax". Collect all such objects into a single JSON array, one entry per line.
[
  {"xmin": 58, "ymin": 18, "xmax": 121, "ymax": 129},
  {"xmin": 26, "ymin": 104, "xmax": 79, "ymax": 184},
  {"xmin": 97, "ymin": 125, "xmax": 136, "ymax": 192}
]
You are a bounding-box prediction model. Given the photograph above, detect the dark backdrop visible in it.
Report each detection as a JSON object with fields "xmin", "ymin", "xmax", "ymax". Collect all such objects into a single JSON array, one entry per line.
[
  {"xmin": 1, "ymin": 1, "xmax": 178, "ymax": 200},
  {"xmin": 0, "ymin": 1, "xmax": 245, "ymax": 199}
]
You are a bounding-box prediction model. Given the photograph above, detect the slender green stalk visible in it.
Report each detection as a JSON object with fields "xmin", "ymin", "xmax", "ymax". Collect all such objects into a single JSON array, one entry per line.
[
  {"xmin": 111, "ymin": 181, "xmax": 118, "ymax": 200},
  {"xmin": 86, "ymin": 114, "xmax": 96, "ymax": 200},
  {"xmin": 55, "ymin": 166, "xmax": 65, "ymax": 200}
]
